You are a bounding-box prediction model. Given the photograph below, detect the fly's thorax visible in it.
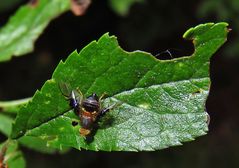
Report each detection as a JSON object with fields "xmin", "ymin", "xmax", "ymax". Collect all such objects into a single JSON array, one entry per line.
[
  {"xmin": 82, "ymin": 93, "xmax": 100, "ymax": 112},
  {"xmin": 82, "ymin": 100, "xmax": 99, "ymax": 112}
]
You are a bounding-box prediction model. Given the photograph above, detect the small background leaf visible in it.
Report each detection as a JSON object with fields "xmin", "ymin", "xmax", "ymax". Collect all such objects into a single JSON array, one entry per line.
[
  {"xmin": 0, "ymin": 0, "xmax": 70, "ymax": 62},
  {"xmin": 11, "ymin": 23, "xmax": 229, "ymax": 151},
  {"xmin": 109, "ymin": 0, "xmax": 144, "ymax": 16}
]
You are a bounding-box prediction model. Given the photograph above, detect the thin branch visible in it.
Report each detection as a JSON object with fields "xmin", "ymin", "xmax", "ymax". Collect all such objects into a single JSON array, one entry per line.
[{"xmin": 0, "ymin": 98, "xmax": 31, "ymax": 114}]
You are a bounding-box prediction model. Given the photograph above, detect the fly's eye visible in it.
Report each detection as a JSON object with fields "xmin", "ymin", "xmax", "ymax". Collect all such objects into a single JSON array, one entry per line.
[{"xmin": 92, "ymin": 93, "xmax": 99, "ymax": 100}]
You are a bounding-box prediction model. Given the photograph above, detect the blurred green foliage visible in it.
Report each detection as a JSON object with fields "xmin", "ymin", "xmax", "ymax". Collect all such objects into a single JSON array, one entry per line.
[
  {"xmin": 109, "ymin": 0, "xmax": 144, "ymax": 16},
  {"xmin": 0, "ymin": 141, "xmax": 26, "ymax": 168},
  {"xmin": 0, "ymin": 0, "xmax": 70, "ymax": 62}
]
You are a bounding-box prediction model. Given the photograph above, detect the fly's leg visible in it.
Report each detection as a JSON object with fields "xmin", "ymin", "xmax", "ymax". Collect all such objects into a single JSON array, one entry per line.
[
  {"xmin": 97, "ymin": 102, "xmax": 122, "ymax": 121},
  {"xmin": 98, "ymin": 92, "xmax": 107, "ymax": 111},
  {"xmin": 58, "ymin": 82, "xmax": 70, "ymax": 99},
  {"xmin": 74, "ymin": 88, "xmax": 84, "ymax": 117},
  {"xmin": 76, "ymin": 88, "xmax": 83, "ymax": 104},
  {"xmin": 99, "ymin": 92, "xmax": 107, "ymax": 102}
]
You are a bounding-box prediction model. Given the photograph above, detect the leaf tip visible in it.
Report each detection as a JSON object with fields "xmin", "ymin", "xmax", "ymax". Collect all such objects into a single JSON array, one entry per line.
[
  {"xmin": 98, "ymin": 32, "xmax": 117, "ymax": 43},
  {"xmin": 183, "ymin": 22, "xmax": 229, "ymax": 40}
]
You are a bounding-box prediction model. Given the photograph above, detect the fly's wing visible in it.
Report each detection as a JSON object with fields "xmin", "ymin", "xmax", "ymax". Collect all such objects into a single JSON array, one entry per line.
[
  {"xmin": 59, "ymin": 81, "xmax": 83, "ymax": 104},
  {"xmin": 58, "ymin": 81, "xmax": 71, "ymax": 97},
  {"xmin": 72, "ymin": 90, "xmax": 82, "ymax": 100},
  {"xmin": 59, "ymin": 82, "xmax": 80, "ymax": 116}
]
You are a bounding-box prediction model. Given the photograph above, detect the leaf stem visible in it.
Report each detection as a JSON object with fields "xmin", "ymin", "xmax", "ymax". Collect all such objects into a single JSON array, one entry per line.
[
  {"xmin": 0, "ymin": 139, "xmax": 9, "ymax": 164},
  {"xmin": 0, "ymin": 98, "xmax": 31, "ymax": 114}
]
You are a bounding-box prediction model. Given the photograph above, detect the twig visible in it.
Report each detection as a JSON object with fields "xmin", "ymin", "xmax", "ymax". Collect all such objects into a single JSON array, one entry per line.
[
  {"xmin": 0, "ymin": 98, "xmax": 31, "ymax": 114},
  {"xmin": 70, "ymin": 0, "xmax": 91, "ymax": 16}
]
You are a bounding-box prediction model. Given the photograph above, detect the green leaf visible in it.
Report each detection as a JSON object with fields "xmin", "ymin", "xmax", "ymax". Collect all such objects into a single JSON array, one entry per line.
[
  {"xmin": 109, "ymin": 0, "xmax": 144, "ymax": 16},
  {"xmin": 0, "ymin": 113, "xmax": 62, "ymax": 154},
  {"xmin": 0, "ymin": 98, "xmax": 31, "ymax": 114},
  {"xmin": 0, "ymin": 100, "xmax": 63, "ymax": 154},
  {"xmin": 0, "ymin": 0, "xmax": 70, "ymax": 62},
  {"xmin": 11, "ymin": 23, "xmax": 229, "ymax": 151},
  {"xmin": 0, "ymin": 140, "xmax": 26, "ymax": 168},
  {"xmin": 19, "ymin": 136, "xmax": 69, "ymax": 154},
  {"xmin": 0, "ymin": 114, "xmax": 13, "ymax": 137}
]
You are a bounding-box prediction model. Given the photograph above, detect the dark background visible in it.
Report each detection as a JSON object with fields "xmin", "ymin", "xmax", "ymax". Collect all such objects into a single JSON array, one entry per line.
[{"xmin": 0, "ymin": 0, "xmax": 239, "ymax": 167}]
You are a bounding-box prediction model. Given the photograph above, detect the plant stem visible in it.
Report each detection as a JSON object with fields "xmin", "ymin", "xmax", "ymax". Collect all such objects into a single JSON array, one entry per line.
[{"xmin": 0, "ymin": 98, "xmax": 31, "ymax": 114}]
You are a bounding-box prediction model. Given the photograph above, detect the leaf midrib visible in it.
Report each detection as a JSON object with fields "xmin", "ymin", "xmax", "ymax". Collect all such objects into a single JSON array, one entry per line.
[{"xmin": 21, "ymin": 76, "xmax": 209, "ymax": 139}]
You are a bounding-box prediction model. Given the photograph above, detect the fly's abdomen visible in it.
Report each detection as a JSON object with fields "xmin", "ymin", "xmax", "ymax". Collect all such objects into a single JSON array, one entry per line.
[
  {"xmin": 79, "ymin": 112, "xmax": 94, "ymax": 136},
  {"xmin": 80, "ymin": 115, "xmax": 93, "ymax": 129}
]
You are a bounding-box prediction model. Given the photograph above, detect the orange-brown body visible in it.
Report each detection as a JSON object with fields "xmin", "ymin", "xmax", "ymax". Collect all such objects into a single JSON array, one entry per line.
[{"xmin": 79, "ymin": 110, "xmax": 98, "ymax": 136}]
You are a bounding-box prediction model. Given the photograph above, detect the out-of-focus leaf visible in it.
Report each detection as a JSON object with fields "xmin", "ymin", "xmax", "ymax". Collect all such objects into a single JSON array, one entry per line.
[
  {"xmin": 109, "ymin": 0, "xmax": 144, "ymax": 16},
  {"xmin": 0, "ymin": 140, "xmax": 26, "ymax": 168},
  {"xmin": 0, "ymin": 98, "xmax": 31, "ymax": 114},
  {"xmin": 0, "ymin": 0, "xmax": 70, "ymax": 62},
  {"xmin": 0, "ymin": 113, "xmax": 63, "ymax": 154},
  {"xmin": 0, "ymin": 114, "xmax": 13, "ymax": 137},
  {"xmin": 11, "ymin": 23, "xmax": 228, "ymax": 151}
]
